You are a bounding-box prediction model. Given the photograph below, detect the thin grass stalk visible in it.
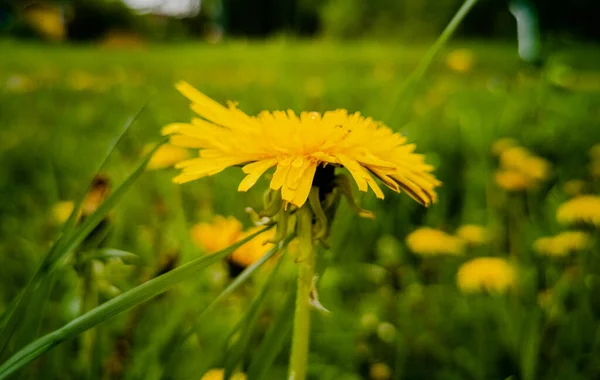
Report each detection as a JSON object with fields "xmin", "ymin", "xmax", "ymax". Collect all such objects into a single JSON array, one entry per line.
[{"xmin": 386, "ymin": 0, "xmax": 480, "ymax": 123}]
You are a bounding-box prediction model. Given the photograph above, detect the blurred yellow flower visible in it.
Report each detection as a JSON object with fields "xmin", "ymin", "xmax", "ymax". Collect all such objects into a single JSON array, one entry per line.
[
  {"xmin": 24, "ymin": 5, "xmax": 66, "ymax": 41},
  {"xmin": 500, "ymin": 147, "xmax": 550, "ymax": 180},
  {"xmin": 522, "ymin": 156, "xmax": 551, "ymax": 181},
  {"xmin": 52, "ymin": 201, "xmax": 75, "ymax": 224},
  {"xmin": 82, "ymin": 175, "xmax": 111, "ymax": 216},
  {"xmin": 145, "ymin": 144, "xmax": 190, "ymax": 170},
  {"xmin": 589, "ymin": 143, "xmax": 600, "ymax": 161},
  {"xmin": 457, "ymin": 257, "xmax": 515, "ymax": 294},
  {"xmin": 491, "ymin": 138, "xmax": 518, "ymax": 156},
  {"xmin": 494, "ymin": 170, "xmax": 532, "ymax": 191},
  {"xmin": 446, "ymin": 48, "xmax": 474, "ymax": 73},
  {"xmin": 456, "ymin": 224, "xmax": 489, "ymax": 246},
  {"xmin": 200, "ymin": 369, "xmax": 246, "ymax": 380},
  {"xmin": 370, "ymin": 362, "xmax": 392, "ymax": 380},
  {"xmin": 533, "ymin": 231, "xmax": 590, "ymax": 257},
  {"xmin": 191, "ymin": 216, "xmax": 275, "ymax": 267},
  {"xmin": 100, "ymin": 31, "xmax": 145, "ymax": 49},
  {"xmin": 230, "ymin": 226, "xmax": 276, "ymax": 267},
  {"xmin": 556, "ymin": 195, "xmax": 600, "ymax": 227},
  {"xmin": 500, "ymin": 146, "xmax": 530, "ymax": 169},
  {"xmin": 563, "ymin": 179, "xmax": 586, "ymax": 197},
  {"xmin": 406, "ymin": 227, "xmax": 464, "ymax": 256},
  {"xmin": 163, "ymin": 82, "xmax": 440, "ymax": 208},
  {"xmin": 191, "ymin": 216, "xmax": 243, "ymax": 254}
]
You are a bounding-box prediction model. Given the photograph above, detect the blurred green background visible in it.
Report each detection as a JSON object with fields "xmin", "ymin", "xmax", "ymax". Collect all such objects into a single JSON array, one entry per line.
[{"xmin": 1, "ymin": 0, "xmax": 600, "ymax": 379}]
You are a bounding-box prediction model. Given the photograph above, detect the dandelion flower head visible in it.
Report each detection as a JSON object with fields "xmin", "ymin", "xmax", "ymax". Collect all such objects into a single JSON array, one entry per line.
[
  {"xmin": 494, "ymin": 170, "xmax": 532, "ymax": 191},
  {"xmin": 163, "ymin": 82, "xmax": 440, "ymax": 208},
  {"xmin": 200, "ymin": 369, "xmax": 246, "ymax": 380},
  {"xmin": 457, "ymin": 257, "xmax": 515, "ymax": 294},
  {"xmin": 146, "ymin": 143, "xmax": 190, "ymax": 170},
  {"xmin": 406, "ymin": 227, "xmax": 464, "ymax": 256},
  {"xmin": 190, "ymin": 215, "xmax": 275, "ymax": 267},
  {"xmin": 446, "ymin": 48, "xmax": 474, "ymax": 73},
  {"xmin": 556, "ymin": 195, "xmax": 600, "ymax": 227},
  {"xmin": 456, "ymin": 224, "xmax": 489, "ymax": 246},
  {"xmin": 533, "ymin": 231, "xmax": 590, "ymax": 257},
  {"xmin": 52, "ymin": 201, "xmax": 75, "ymax": 224},
  {"xmin": 500, "ymin": 146, "xmax": 550, "ymax": 181},
  {"xmin": 491, "ymin": 138, "xmax": 518, "ymax": 156}
]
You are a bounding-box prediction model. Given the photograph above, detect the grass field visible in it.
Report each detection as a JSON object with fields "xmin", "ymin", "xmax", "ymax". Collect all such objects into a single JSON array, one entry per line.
[{"xmin": 1, "ymin": 39, "xmax": 600, "ymax": 380}]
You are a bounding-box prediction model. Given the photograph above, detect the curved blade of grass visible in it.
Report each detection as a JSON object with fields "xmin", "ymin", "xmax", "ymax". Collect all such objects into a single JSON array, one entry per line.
[
  {"xmin": 0, "ymin": 226, "xmax": 271, "ymax": 379},
  {"xmin": 386, "ymin": 0, "xmax": 480, "ymax": 123},
  {"xmin": 246, "ymin": 288, "xmax": 296, "ymax": 380},
  {"xmin": 80, "ymin": 249, "xmax": 140, "ymax": 265},
  {"xmin": 223, "ymin": 243, "xmax": 288, "ymax": 380},
  {"xmin": 0, "ymin": 103, "xmax": 149, "ymax": 357}
]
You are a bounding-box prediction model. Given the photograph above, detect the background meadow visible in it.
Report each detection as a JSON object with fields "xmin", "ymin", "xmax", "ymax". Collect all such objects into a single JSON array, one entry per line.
[{"xmin": 1, "ymin": 1, "xmax": 600, "ymax": 379}]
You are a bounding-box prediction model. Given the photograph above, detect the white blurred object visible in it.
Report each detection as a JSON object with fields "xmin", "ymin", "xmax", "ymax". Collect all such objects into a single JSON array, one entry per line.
[
  {"xmin": 122, "ymin": 0, "xmax": 201, "ymax": 17},
  {"xmin": 509, "ymin": 0, "xmax": 541, "ymax": 63}
]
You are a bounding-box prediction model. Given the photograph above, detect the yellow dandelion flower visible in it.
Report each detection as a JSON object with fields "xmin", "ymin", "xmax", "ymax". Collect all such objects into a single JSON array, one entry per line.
[
  {"xmin": 190, "ymin": 216, "xmax": 243, "ymax": 254},
  {"xmin": 589, "ymin": 143, "xmax": 600, "ymax": 161},
  {"xmin": 370, "ymin": 363, "xmax": 392, "ymax": 380},
  {"xmin": 190, "ymin": 216, "xmax": 275, "ymax": 267},
  {"xmin": 406, "ymin": 227, "xmax": 464, "ymax": 256},
  {"xmin": 457, "ymin": 257, "xmax": 515, "ymax": 294},
  {"xmin": 521, "ymin": 156, "xmax": 551, "ymax": 181},
  {"xmin": 200, "ymin": 369, "xmax": 246, "ymax": 380},
  {"xmin": 82, "ymin": 175, "xmax": 111, "ymax": 216},
  {"xmin": 52, "ymin": 201, "xmax": 75, "ymax": 224},
  {"xmin": 230, "ymin": 226, "xmax": 276, "ymax": 267},
  {"xmin": 446, "ymin": 48, "xmax": 474, "ymax": 73},
  {"xmin": 563, "ymin": 179, "xmax": 586, "ymax": 197},
  {"xmin": 499, "ymin": 146, "xmax": 551, "ymax": 181},
  {"xmin": 491, "ymin": 138, "xmax": 518, "ymax": 156},
  {"xmin": 24, "ymin": 5, "xmax": 66, "ymax": 42},
  {"xmin": 494, "ymin": 170, "xmax": 533, "ymax": 191},
  {"xmin": 456, "ymin": 224, "xmax": 489, "ymax": 246},
  {"xmin": 163, "ymin": 82, "xmax": 440, "ymax": 208},
  {"xmin": 533, "ymin": 231, "xmax": 590, "ymax": 257},
  {"xmin": 145, "ymin": 143, "xmax": 190, "ymax": 170},
  {"xmin": 556, "ymin": 195, "xmax": 600, "ymax": 227},
  {"xmin": 499, "ymin": 146, "xmax": 531, "ymax": 170}
]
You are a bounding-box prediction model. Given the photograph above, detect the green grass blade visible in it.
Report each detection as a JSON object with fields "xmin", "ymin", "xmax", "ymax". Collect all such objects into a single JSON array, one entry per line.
[
  {"xmin": 223, "ymin": 245, "xmax": 287, "ymax": 380},
  {"xmin": 386, "ymin": 0, "xmax": 480, "ymax": 123},
  {"xmin": 0, "ymin": 103, "xmax": 149, "ymax": 357},
  {"xmin": 0, "ymin": 226, "xmax": 271, "ymax": 379},
  {"xmin": 45, "ymin": 137, "xmax": 167, "ymax": 275},
  {"xmin": 246, "ymin": 288, "xmax": 296, "ymax": 380},
  {"xmin": 79, "ymin": 249, "xmax": 140, "ymax": 265}
]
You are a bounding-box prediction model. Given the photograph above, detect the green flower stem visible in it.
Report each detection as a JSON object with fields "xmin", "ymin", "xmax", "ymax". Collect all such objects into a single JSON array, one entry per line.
[
  {"xmin": 0, "ymin": 226, "xmax": 271, "ymax": 379},
  {"xmin": 289, "ymin": 204, "xmax": 315, "ymax": 380}
]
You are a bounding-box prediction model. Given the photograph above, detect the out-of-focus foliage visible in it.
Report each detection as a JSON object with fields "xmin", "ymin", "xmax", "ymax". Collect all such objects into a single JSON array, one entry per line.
[
  {"xmin": 0, "ymin": 39, "xmax": 599, "ymax": 379},
  {"xmin": 1, "ymin": 0, "xmax": 600, "ymax": 41}
]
